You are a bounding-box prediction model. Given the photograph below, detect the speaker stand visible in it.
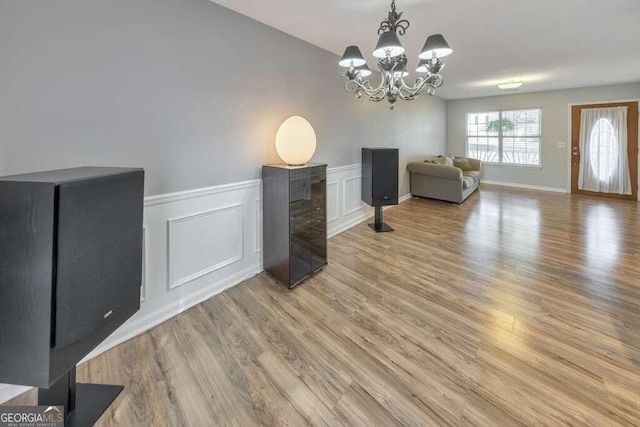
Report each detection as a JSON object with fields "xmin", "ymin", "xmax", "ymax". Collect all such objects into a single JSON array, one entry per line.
[
  {"xmin": 368, "ymin": 206, "xmax": 394, "ymax": 232},
  {"xmin": 38, "ymin": 366, "xmax": 123, "ymax": 427}
]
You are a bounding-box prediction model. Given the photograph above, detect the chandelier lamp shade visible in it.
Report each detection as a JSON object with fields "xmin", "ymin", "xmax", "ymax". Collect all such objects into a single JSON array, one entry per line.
[
  {"xmin": 419, "ymin": 34, "xmax": 453, "ymax": 59},
  {"xmin": 338, "ymin": 46, "xmax": 366, "ymax": 67},
  {"xmin": 355, "ymin": 64, "xmax": 372, "ymax": 77},
  {"xmin": 373, "ymin": 31, "xmax": 405, "ymax": 58},
  {"xmin": 338, "ymin": 0, "xmax": 453, "ymax": 109}
]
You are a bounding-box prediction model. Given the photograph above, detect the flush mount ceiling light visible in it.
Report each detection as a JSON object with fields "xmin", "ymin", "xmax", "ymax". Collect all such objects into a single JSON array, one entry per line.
[
  {"xmin": 338, "ymin": 0, "xmax": 453, "ymax": 110},
  {"xmin": 497, "ymin": 81, "xmax": 524, "ymax": 91}
]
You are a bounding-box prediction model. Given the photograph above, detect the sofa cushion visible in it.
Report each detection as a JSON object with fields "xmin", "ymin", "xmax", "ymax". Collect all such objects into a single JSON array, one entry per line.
[
  {"xmin": 432, "ymin": 156, "xmax": 447, "ymax": 165},
  {"xmin": 433, "ymin": 155, "xmax": 454, "ymax": 166},
  {"xmin": 463, "ymin": 170, "xmax": 481, "ymax": 184},
  {"xmin": 454, "ymin": 157, "xmax": 473, "ymax": 171},
  {"xmin": 462, "ymin": 176, "xmax": 475, "ymax": 189},
  {"xmin": 408, "ymin": 162, "xmax": 463, "ymax": 179}
]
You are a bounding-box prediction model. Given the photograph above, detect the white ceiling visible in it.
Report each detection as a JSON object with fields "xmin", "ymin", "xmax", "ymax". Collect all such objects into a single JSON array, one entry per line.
[{"xmin": 211, "ymin": 0, "xmax": 640, "ymax": 99}]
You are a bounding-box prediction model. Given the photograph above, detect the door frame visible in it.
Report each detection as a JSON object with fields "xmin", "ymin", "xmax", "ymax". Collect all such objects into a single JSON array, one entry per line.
[{"xmin": 566, "ymin": 99, "xmax": 640, "ymax": 201}]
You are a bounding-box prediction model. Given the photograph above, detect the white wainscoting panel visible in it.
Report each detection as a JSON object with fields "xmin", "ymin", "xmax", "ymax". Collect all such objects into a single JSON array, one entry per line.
[
  {"xmin": 325, "ymin": 165, "xmax": 411, "ymax": 237},
  {"xmin": 343, "ymin": 176, "xmax": 364, "ymax": 216},
  {"xmin": 326, "ymin": 181, "xmax": 340, "ymax": 223},
  {"xmin": 85, "ymin": 178, "xmax": 263, "ymax": 363},
  {"xmin": 141, "ymin": 226, "xmax": 147, "ymax": 302},
  {"xmin": 0, "ymin": 164, "xmax": 413, "ymax": 404},
  {"xmin": 168, "ymin": 204, "xmax": 243, "ymax": 289},
  {"xmin": 254, "ymin": 199, "xmax": 262, "ymax": 254},
  {"xmin": 327, "ymin": 164, "xmax": 391, "ymax": 238}
]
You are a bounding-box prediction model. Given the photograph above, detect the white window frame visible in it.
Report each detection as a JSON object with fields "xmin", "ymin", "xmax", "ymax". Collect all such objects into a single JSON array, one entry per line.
[{"xmin": 466, "ymin": 108, "xmax": 543, "ymax": 167}]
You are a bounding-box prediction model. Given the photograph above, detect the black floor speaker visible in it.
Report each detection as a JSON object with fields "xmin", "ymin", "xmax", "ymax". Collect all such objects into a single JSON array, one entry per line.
[
  {"xmin": 0, "ymin": 167, "xmax": 144, "ymax": 424},
  {"xmin": 362, "ymin": 148, "xmax": 399, "ymax": 232}
]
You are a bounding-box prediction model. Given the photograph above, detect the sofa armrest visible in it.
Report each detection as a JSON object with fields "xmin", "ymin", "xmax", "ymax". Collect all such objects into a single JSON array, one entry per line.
[
  {"xmin": 407, "ymin": 162, "xmax": 462, "ymax": 180},
  {"xmin": 468, "ymin": 158, "xmax": 482, "ymax": 171}
]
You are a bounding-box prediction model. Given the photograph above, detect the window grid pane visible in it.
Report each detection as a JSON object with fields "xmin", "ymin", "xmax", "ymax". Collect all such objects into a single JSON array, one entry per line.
[
  {"xmin": 466, "ymin": 109, "xmax": 541, "ymax": 166},
  {"xmin": 466, "ymin": 112, "xmax": 500, "ymax": 163}
]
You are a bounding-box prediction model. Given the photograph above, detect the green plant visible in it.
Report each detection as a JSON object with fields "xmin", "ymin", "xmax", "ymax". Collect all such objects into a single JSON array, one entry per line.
[{"xmin": 486, "ymin": 118, "xmax": 515, "ymax": 134}]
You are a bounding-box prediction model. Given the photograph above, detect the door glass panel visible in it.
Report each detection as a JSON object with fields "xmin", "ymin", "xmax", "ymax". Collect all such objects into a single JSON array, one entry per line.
[{"xmin": 589, "ymin": 118, "xmax": 618, "ymax": 181}]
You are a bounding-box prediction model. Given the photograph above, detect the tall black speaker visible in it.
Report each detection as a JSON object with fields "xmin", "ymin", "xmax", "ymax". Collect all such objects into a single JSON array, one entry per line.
[
  {"xmin": 0, "ymin": 167, "xmax": 144, "ymax": 426},
  {"xmin": 362, "ymin": 148, "xmax": 399, "ymax": 232}
]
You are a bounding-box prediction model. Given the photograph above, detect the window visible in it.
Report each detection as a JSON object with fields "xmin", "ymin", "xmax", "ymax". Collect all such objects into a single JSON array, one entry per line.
[{"xmin": 466, "ymin": 108, "xmax": 542, "ymax": 166}]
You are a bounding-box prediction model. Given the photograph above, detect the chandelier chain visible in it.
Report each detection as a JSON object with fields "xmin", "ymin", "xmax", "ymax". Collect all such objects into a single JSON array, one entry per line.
[{"xmin": 378, "ymin": 0, "xmax": 410, "ymax": 35}]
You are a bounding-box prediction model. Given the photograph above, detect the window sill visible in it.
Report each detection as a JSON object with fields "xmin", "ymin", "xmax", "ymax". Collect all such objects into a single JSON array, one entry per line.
[{"xmin": 481, "ymin": 162, "xmax": 543, "ymax": 169}]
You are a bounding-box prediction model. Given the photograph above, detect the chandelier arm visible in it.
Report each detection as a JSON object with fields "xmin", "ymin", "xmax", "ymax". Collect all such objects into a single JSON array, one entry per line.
[
  {"xmin": 396, "ymin": 87, "xmax": 420, "ymax": 99},
  {"xmin": 398, "ymin": 76, "xmax": 427, "ymax": 96},
  {"xmin": 397, "ymin": 74, "xmax": 444, "ymax": 97},
  {"xmin": 396, "ymin": 78, "xmax": 425, "ymax": 100},
  {"xmin": 345, "ymin": 79, "xmax": 386, "ymax": 102},
  {"xmin": 363, "ymin": 71, "xmax": 388, "ymax": 95}
]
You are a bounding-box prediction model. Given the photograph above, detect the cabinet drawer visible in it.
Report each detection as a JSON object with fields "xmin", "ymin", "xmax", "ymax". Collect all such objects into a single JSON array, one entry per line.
[
  {"xmin": 290, "ymin": 211, "xmax": 315, "ymax": 232},
  {"xmin": 290, "ymin": 169, "xmax": 311, "ymax": 202},
  {"xmin": 311, "ymin": 166, "xmax": 326, "ymax": 183}
]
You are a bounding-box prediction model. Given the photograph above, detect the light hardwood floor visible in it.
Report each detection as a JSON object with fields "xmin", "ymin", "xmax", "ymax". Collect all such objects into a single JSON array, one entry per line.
[{"xmin": 7, "ymin": 185, "xmax": 640, "ymax": 426}]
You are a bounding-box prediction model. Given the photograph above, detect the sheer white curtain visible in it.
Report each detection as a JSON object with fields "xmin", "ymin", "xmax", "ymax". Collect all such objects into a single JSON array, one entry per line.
[{"xmin": 578, "ymin": 106, "xmax": 631, "ymax": 195}]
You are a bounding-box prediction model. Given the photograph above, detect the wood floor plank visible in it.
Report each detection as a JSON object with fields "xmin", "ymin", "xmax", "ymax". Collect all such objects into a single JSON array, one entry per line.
[
  {"xmin": 147, "ymin": 319, "xmax": 219, "ymax": 426},
  {"xmin": 225, "ymin": 284, "xmax": 354, "ymax": 411},
  {"xmin": 4, "ymin": 185, "xmax": 640, "ymax": 426},
  {"xmin": 460, "ymin": 389, "xmax": 525, "ymax": 427},
  {"xmin": 256, "ymin": 350, "xmax": 342, "ymax": 426},
  {"xmin": 191, "ymin": 297, "xmax": 310, "ymax": 426},
  {"xmin": 332, "ymin": 382, "xmax": 402, "ymax": 427}
]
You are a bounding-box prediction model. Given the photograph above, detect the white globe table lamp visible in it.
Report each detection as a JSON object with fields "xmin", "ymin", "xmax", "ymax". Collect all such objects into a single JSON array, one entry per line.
[{"xmin": 275, "ymin": 116, "xmax": 317, "ymax": 166}]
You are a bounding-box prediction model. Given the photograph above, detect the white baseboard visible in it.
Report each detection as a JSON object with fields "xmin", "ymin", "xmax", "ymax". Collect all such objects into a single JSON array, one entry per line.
[
  {"xmin": 482, "ymin": 180, "xmax": 568, "ymax": 193},
  {"xmin": 328, "ymin": 212, "xmax": 369, "ymax": 238},
  {"xmin": 82, "ymin": 264, "xmax": 261, "ymax": 362},
  {"xmin": 397, "ymin": 193, "xmax": 413, "ymax": 204}
]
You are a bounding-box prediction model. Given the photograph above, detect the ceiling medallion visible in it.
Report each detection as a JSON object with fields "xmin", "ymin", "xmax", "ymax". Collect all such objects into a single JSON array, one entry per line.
[{"xmin": 338, "ymin": 0, "xmax": 453, "ymax": 110}]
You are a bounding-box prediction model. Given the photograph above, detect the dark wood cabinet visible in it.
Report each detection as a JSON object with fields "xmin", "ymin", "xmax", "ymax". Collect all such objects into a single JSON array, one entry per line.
[{"xmin": 262, "ymin": 163, "xmax": 327, "ymax": 288}]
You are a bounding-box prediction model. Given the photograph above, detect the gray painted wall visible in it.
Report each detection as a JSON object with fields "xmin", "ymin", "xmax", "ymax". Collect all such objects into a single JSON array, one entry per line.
[
  {"xmin": 447, "ymin": 82, "xmax": 640, "ymax": 190},
  {"xmin": 0, "ymin": 0, "xmax": 446, "ymax": 197},
  {"xmin": 0, "ymin": 0, "xmax": 447, "ymax": 400}
]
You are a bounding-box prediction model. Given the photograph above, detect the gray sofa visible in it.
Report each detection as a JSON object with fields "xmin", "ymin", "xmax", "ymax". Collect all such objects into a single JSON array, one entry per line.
[{"xmin": 407, "ymin": 157, "xmax": 481, "ymax": 204}]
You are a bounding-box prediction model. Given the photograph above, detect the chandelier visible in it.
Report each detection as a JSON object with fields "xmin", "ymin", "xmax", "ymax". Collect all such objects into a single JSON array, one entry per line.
[{"xmin": 338, "ymin": 0, "xmax": 453, "ymax": 110}]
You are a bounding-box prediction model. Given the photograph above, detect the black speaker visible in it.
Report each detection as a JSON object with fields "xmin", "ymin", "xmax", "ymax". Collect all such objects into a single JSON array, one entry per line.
[
  {"xmin": 0, "ymin": 167, "xmax": 144, "ymax": 425},
  {"xmin": 362, "ymin": 148, "xmax": 399, "ymax": 206},
  {"xmin": 362, "ymin": 148, "xmax": 398, "ymax": 232}
]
